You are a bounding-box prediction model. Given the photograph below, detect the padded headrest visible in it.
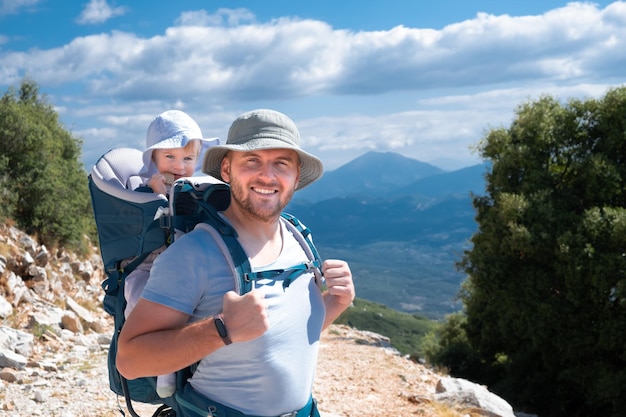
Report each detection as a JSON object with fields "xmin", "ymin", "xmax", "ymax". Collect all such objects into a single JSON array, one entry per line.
[{"xmin": 90, "ymin": 148, "xmax": 167, "ymax": 204}]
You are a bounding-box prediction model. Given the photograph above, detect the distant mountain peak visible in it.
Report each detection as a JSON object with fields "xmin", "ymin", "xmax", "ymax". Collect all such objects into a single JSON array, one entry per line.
[
  {"xmin": 336, "ymin": 151, "xmax": 441, "ymax": 174},
  {"xmin": 293, "ymin": 151, "xmax": 446, "ymax": 203}
]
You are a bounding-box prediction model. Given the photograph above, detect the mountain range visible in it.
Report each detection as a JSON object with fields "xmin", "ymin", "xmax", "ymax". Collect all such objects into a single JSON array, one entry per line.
[{"xmin": 286, "ymin": 151, "xmax": 489, "ymax": 318}]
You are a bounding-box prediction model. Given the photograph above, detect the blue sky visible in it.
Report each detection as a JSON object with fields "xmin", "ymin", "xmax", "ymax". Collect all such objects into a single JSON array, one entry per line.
[{"xmin": 1, "ymin": 0, "xmax": 625, "ymax": 172}]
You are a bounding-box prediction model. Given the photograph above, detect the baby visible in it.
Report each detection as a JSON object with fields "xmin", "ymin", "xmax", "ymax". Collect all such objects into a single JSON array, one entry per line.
[{"xmin": 125, "ymin": 110, "xmax": 218, "ymax": 397}]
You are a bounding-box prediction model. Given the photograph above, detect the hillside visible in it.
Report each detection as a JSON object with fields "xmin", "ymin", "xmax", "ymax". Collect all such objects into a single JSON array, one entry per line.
[
  {"xmin": 286, "ymin": 151, "xmax": 488, "ymax": 318},
  {"xmin": 0, "ymin": 223, "xmax": 519, "ymax": 417}
]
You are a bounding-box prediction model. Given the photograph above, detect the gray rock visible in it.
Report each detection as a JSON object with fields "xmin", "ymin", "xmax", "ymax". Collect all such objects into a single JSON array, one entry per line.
[
  {"xmin": 0, "ymin": 348, "xmax": 27, "ymax": 370},
  {"xmin": 0, "ymin": 295, "xmax": 12, "ymax": 318},
  {"xmin": 435, "ymin": 376, "xmax": 515, "ymax": 417}
]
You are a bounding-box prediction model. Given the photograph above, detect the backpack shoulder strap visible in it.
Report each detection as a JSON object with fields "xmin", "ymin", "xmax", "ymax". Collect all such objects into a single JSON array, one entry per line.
[
  {"xmin": 194, "ymin": 219, "xmax": 253, "ymax": 295},
  {"xmin": 280, "ymin": 212, "xmax": 324, "ymax": 289},
  {"xmin": 193, "ymin": 209, "xmax": 323, "ymax": 295},
  {"xmin": 280, "ymin": 212, "xmax": 321, "ymax": 262}
]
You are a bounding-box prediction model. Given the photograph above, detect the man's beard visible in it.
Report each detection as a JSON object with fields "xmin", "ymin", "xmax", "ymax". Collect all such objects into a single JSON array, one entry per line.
[{"xmin": 229, "ymin": 178, "xmax": 295, "ymax": 223}]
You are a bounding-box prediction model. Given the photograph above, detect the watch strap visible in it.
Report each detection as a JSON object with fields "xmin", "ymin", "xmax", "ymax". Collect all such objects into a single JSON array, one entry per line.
[{"xmin": 214, "ymin": 314, "xmax": 232, "ymax": 345}]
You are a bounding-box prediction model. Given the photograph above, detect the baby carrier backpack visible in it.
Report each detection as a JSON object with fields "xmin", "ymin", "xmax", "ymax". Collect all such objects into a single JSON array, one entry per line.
[{"xmin": 88, "ymin": 148, "xmax": 322, "ymax": 417}]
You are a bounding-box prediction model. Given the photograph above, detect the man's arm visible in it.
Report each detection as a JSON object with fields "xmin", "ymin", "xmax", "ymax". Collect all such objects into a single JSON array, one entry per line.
[
  {"xmin": 320, "ymin": 259, "xmax": 355, "ymax": 329},
  {"xmin": 116, "ymin": 298, "xmax": 223, "ymax": 379},
  {"xmin": 116, "ymin": 289, "xmax": 270, "ymax": 380}
]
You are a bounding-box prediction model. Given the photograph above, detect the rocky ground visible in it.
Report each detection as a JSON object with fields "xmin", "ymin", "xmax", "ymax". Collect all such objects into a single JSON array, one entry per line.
[
  {"xmin": 314, "ymin": 325, "xmax": 446, "ymax": 417},
  {"xmin": 1, "ymin": 320, "xmax": 450, "ymax": 417},
  {"xmin": 1, "ymin": 224, "xmax": 519, "ymax": 417}
]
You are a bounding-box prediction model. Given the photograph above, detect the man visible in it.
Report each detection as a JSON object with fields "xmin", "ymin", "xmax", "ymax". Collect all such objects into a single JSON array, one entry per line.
[{"xmin": 117, "ymin": 109, "xmax": 355, "ymax": 417}]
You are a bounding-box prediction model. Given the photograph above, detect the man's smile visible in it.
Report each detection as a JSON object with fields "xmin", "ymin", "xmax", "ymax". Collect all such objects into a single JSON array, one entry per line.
[{"xmin": 252, "ymin": 187, "xmax": 277, "ymax": 195}]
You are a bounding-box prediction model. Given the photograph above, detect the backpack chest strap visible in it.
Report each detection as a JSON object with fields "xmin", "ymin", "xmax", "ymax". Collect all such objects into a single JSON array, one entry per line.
[{"xmin": 245, "ymin": 259, "xmax": 322, "ymax": 290}]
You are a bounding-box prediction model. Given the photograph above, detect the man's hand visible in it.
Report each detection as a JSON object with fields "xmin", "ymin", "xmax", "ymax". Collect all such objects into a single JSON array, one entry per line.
[
  {"xmin": 323, "ymin": 259, "xmax": 355, "ymax": 306},
  {"xmin": 321, "ymin": 259, "xmax": 355, "ymax": 329},
  {"xmin": 221, "ymin": 289, "xmax": 270, "ymax": 343}
]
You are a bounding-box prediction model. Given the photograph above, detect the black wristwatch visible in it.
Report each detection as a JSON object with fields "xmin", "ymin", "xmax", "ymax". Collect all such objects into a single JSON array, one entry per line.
[{"xmin": 214, "ymin": 314, "xmax": 232, "ymax": 345}]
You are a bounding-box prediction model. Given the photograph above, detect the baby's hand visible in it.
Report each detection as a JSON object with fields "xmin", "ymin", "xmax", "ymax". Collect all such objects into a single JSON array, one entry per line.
[{"xmin": 148, "ymin": 174, "xmax": 168, "ymax": 195}]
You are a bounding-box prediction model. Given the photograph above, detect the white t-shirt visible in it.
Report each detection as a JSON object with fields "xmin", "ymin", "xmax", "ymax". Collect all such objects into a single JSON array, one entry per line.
[{"xmin": 142, "ymin": 217, "xmax": 325, "ymax": 415}]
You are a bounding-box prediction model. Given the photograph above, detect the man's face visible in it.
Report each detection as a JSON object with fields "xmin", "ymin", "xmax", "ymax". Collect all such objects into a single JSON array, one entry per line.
[{"xmin": 221, "ymin": 148, "xmax": 300, "ymax": 222}]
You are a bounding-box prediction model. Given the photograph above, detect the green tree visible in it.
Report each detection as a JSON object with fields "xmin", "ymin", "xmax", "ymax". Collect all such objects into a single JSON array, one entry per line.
[
  {"xmin": 422, "ymin": 312, "xmax": 486, "ymax": 378},
  {"xmin": 0, "ymin": 79, "xmax": 94, "ymax": 250},
  {"xmin": 457, "ymin": 87, "xmax": 626, "ymax": 417}
]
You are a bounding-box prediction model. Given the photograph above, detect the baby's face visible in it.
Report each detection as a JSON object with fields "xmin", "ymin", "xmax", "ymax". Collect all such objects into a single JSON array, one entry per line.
[{"xmin": 152, "ymin": 141, "xmax": 200, "ymax": 180}]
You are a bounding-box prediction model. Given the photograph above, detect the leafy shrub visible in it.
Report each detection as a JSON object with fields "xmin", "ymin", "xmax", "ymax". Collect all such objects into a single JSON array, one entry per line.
[{"xmin": 0, "ymin": 79, "xmax": 96, "ymax": 252}]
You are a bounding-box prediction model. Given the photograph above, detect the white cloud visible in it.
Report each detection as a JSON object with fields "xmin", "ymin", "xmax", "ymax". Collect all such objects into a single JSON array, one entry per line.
[
  {"xmin": 175, "ymin": 10, "xmax": 223, "ymax": 27},
  {"xmin": 3, "ymin": 2, "xmax": 623, "ymax": 101},
  {"xmin": 175, "ymin": 8, "xmax": 255, "ymax": 27},
  {"xmin": 0, "ymin": 0, "xmax": 39, "ymax": 15},
  {"xmin": 76, "ymin": 0, "xmax": 126, "ymax": 25},
  {"xmin": 2, "ymin": 2, "xmax": 626, "ymax": 171}
]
